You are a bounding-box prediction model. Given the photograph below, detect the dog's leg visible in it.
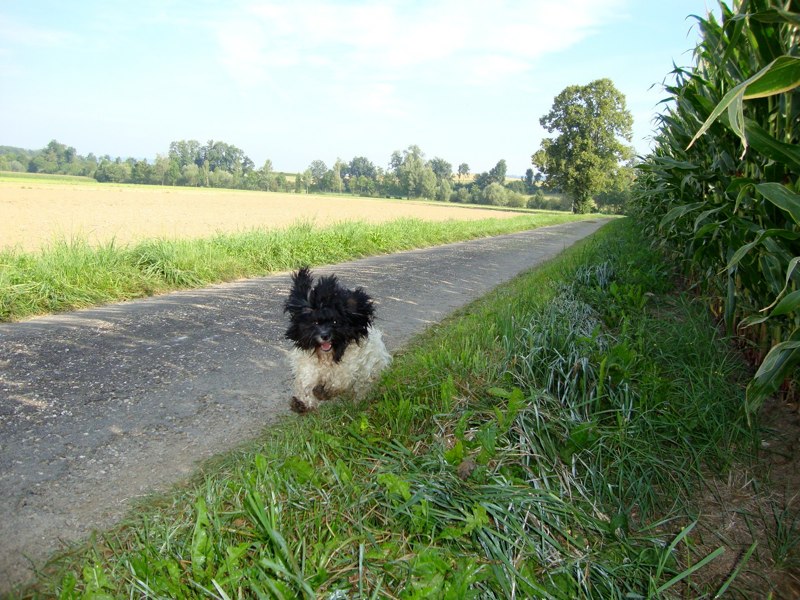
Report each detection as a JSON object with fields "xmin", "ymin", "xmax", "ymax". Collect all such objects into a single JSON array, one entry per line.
[
  {"xmin": 291, "ymin": 381, "xmax": 335, "ymax": 411},
  {"xmin": 290, "ymin": 396, "xmax": 310, "ymax": 413},
  {"xmin": 291, "ymin": 383, "xmax": 320, "ymax": 412},
  {"xmin": 289, "ymin": 349, "xmax": 323, "ymax": 412},
  {"xmin": 312, "ymin": 384, "xmax": 332, "ymax": 401}
]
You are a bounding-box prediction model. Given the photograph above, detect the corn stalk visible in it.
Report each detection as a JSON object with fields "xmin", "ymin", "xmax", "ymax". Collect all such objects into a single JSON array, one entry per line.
[{"xmin": 632, "ymin": 0, "xmax": 800, "ymax": 420}]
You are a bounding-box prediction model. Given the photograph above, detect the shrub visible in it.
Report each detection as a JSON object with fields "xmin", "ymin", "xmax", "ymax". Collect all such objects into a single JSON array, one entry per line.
[
  {"xmin": 506, "ymin": 190, "xmax": 528, "ymax": 208},
  {"xmin": 482, "ymin": 182, "xmax": 508, "ymax": 206}
]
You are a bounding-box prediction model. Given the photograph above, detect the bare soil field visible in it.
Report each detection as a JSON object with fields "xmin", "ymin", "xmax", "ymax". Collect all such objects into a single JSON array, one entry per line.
[{"xmin": 0, "ymin": 181, "xmax": 526, "ymax": 252}]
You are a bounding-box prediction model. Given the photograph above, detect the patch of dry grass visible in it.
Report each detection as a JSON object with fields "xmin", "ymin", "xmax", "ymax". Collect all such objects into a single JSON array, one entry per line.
[{"xmin": 0, "ymin": 180, "xmax": 533, "ymax": 252}]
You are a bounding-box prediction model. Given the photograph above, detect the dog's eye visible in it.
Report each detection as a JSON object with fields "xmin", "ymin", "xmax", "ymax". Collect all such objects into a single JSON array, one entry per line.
[{"xmin": 332, "ymin": 319, "xmax": 338, "ymax": 325}]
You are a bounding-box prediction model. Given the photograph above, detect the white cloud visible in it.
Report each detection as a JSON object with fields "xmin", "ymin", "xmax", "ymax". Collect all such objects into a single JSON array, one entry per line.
[
  {"xmin": 212, "ymin": 0, "xmax": 626, "ymax": 112},
  {"xmin": 0, "ymin": 14, "xmax": 77, "ymax": 47},
  {"xmin": 331, "ymin": 81, "xmax": 408, "ymax": 119},
  {"xmin": 218, "ymin": 0, "xmax": 621, "ymax": 75}
]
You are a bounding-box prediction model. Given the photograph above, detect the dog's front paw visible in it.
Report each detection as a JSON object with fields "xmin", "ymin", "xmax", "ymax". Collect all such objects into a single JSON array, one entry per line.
[
  {"xmin": 290, "ymin": 396, "xmax": 311, "ymax": 414},
  {"xmin": 312, "ymin": 384, "xmax": 332, "ymax": 401}
]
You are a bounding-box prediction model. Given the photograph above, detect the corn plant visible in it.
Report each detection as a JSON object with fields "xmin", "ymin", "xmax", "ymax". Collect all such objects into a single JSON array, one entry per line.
[{"xmin": 632, "ymin": 0, "xmax": 800, "ymax": 418}]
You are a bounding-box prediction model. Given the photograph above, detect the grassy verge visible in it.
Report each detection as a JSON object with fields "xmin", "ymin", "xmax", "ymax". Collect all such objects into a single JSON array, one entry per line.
[
  {"xmin": 0, "ymin": 213, "xmax": 596, "ymax": 322},
  {"xmin": 0, "ymin": 172, "xmax": 99, "ymax": 185},
  {"xmin": 14, "ymin": 218, "xmax": 776, "ymax": 599}
]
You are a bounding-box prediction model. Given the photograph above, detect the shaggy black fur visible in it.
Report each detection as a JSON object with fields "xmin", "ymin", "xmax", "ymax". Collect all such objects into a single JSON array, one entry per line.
[{"xmin": 284, "ymin": 267, "xmax": 375, "ymax": 363}]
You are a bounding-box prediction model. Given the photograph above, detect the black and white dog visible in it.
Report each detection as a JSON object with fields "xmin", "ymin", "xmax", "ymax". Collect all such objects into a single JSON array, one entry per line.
[{"xmin": 284, "ymin": 267, "xmax": 391, "ymax": 413}]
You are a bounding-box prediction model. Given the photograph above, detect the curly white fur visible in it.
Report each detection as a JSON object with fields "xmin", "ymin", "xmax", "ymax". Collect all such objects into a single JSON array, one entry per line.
[{"xmin": 289, "ymin": 327, "xmax": 391, "ymax": 411}]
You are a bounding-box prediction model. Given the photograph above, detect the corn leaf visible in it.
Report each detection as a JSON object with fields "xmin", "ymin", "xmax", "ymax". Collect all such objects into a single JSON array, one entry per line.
[
  {"xmin": 750, "ymin": 7, "xmax": 800, "ymax": 27},
  {"xmin": 742, "ymin": 289, "xmax": 800, "ymax": 328},
  {"xmin": 760, "ymin": 255, "xmax": 800, "ymax": 313},
  {"xmin": 756, "ymin": 182, "xmax": 800, "ymax": 224},
  {"xmin": 743, "ymin": 117, "xmax": 800, "ymax": 171},
  {"xmin": 725, "ymin": 229, "xmax": 800, "ymax": 272},
  {"xmin": 742, "ymin": 55, "xmax": 800, "ymax": 99},
  {"xmin": 688, "ymin": 56, "xmax": 800, "ymax": 153},
  {"xmin": 659, "ymin": 202, "xmax": 704, "ymax": 229},
  {"xmin": 746, "ymin": 334, "xmax": 800, "ymax": 419},
  {"xmin": 770, "ymin": 289, "xmax": 800, "ymax": 317},
  {"xmin": 651, "ymin": 156, "xmax": 700, "ymax": 170}
]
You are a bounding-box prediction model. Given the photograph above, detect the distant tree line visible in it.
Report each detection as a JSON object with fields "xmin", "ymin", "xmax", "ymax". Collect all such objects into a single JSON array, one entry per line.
[
  {"xmin": 0, "ymin": 139, "xmax": 294, "ymax": 192},
  {"xmin": 0, "ymin": 138, "xmax": 630, "ymax": 213},
  {"xmin": 1, "ymin": 141, "xmax": 98, "ymax": 177}
]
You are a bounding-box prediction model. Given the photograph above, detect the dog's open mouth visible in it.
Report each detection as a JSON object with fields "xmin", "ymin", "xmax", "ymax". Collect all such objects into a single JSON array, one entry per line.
[{"xmin": 319, "ymin": 341, "xmax": 333, "ymax": 353}]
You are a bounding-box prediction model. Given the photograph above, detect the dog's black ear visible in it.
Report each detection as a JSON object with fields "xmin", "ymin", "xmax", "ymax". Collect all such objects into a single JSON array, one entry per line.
[
  {"xmin": 284, "ymin": 267, "xmax": 313, "ymax": 315},
  {"xmin": 346, "ymin": 287, "xmax": 375, "ymax": 329}
]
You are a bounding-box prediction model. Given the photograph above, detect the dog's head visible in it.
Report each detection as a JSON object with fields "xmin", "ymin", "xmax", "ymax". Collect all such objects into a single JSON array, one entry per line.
[{"xmin": 284, "ymin": 267, "xmax": 375, "ymax": 362}]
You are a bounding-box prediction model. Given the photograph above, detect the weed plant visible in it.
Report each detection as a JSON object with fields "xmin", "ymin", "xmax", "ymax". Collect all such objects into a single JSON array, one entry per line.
[
  {"xmin": 13, "ymin": 218, "xmax": 763, "ymax": 599},
  {"xmin": 0, "ymin": 213, "xmax": 592, "ymax": 322}
]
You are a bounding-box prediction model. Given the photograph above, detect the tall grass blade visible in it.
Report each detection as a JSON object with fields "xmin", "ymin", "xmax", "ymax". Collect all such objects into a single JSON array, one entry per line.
[
  {"xmin": 655, "ymin": 546, "xmax": 725, "ymax": 595},
  {"xmin": 713, "ymin": 541, "xmax": 758, "ymax": 598}
]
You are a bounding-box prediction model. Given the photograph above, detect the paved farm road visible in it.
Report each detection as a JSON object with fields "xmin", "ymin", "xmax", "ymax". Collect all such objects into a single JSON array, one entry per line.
[{"xmin": 0, "ymin": 219, "xmax": 609, "ymax": 591}]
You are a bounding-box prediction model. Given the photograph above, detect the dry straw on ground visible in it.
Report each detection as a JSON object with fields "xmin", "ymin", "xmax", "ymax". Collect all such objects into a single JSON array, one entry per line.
[{"xmin": 0, "ymin": 181, "xmax": 525, "ymax": 252}]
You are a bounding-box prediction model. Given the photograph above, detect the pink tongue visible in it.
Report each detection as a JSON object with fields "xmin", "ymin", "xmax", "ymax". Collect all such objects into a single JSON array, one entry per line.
[{"xmin": 320, "ymin": 341, "xmax": 332, "ymax": 352}]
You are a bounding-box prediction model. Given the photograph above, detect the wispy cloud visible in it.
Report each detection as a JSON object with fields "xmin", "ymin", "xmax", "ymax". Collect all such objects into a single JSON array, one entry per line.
[
  {"xmin": 213, "ymin": 0, "xmax": 625, "ymax": 112},
  {"xmin": 0, "ymin": 12, "xmax": 80, "ymax": 77},
  {"xmin": 0, "ymin": 14, "xmax": 77, "ymax": 47}
]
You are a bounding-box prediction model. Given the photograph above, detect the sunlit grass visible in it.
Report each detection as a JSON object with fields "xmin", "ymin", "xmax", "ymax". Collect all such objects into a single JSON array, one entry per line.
[
  {"xmin": 0, "ymin": 171, "xmax": 99, "ymax": 185},
  {"xmin": 0, "ymin": 213, "xmax": 596, "ymax": 322}
]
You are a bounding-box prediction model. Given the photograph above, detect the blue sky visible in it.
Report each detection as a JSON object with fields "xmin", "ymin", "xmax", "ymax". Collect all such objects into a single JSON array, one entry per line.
[{"xmin": 0, "ymin": 1, "xmax": 717, "ymax": 177}]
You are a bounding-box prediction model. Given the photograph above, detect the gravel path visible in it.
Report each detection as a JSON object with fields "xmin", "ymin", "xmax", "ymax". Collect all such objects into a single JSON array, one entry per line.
[{"xmin": 0, "ymin": 219, "xmax": 609, "ymax": 591}]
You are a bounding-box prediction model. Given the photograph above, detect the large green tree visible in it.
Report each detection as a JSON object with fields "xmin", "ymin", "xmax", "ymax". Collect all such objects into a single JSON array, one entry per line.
[
  {"xmin": 532, "ymin": 78, "xmax": 633, "ymax": 213},
  {"xmin": 488, "ymin": 159, "xmax": 507, "ymax": 184},
  {"xmin": 308, "ymin": 160, "xmax": 328, "ymax": 189},
  {"xmin": 169, "ymin": 140, "xmax": 202, "ymax": 168},
  {"xmin": 427, "ymin": 157, "xmax": 453, "ymax": 182},
  {"xmin": 347, "ymin": 156, "xmax": 377, "ymax": 180},
  {"xmin": 390, "ymin": 145, "xmax": 425, "ymax": 198}
]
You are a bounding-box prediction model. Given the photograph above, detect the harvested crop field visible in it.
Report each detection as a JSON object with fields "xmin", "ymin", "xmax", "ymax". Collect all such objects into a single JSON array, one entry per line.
[{"xmin": 0, "ymin": 180, "xmax": 527, "ymax": 252}]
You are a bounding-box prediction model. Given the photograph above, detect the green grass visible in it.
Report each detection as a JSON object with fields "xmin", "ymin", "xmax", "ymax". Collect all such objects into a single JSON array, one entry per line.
[
  {"xmin": 0, "ymin": 213, "xmax": 599, "ymax": 322},
  {"xmin": 13, "ymin": 218, "xmax": 769, "ymax": 599},
  {"xmin": 0, "ymin": 171, "xmax": 99, "ymax": 185}
]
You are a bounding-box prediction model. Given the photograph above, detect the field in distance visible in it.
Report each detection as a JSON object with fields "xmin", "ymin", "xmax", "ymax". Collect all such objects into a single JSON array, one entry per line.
[{"xmin": 0, "ymin": 176, "xmax": 530, "ymax": 253}]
